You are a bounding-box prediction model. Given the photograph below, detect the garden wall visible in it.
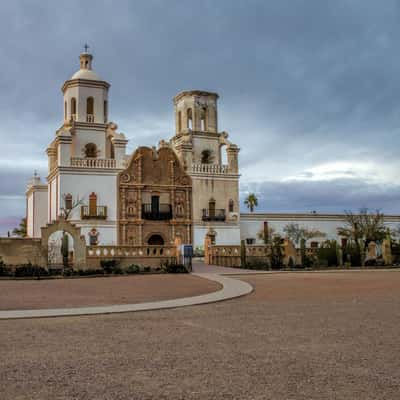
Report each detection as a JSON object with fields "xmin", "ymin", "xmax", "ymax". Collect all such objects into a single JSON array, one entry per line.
[{"xmin": 0, "ymin": 238, "xmax": 45, "ymax": 266}]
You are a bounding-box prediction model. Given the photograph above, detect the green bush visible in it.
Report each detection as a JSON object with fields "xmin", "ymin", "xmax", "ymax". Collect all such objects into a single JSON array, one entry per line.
[
  {"xmin": 126, "ymin": 264, "xmax": 140, "ymax": 274},
  {"xmin": 143, "ymin": 266, "xmax": 151, "ymax": 273},
  {"xmin": 317, "ymin": 240, "xmax": 338, "ymax": 267},
  {"xmin": 14, "ymin": 264, "xmax": 49, "ymax": 277},
  {"xmin": 162, "ymin": 260, "xmax": 188, "ymax": 273},
  {"xmin": 0, "ymin": 264, "xmax": 12, "ymax": 277},
  {"xmin": 100, "ymin": 259, "xmax": 119, "ymax": 274}
]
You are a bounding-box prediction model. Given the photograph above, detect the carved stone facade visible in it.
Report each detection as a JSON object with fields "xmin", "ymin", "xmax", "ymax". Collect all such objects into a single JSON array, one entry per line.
[{"xmin": 117, "ymin": 145, "xmax": 192, "ymax": 246}]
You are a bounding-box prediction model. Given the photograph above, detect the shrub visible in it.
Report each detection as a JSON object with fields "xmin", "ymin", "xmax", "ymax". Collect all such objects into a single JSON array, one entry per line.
[
  {"xmin": 100, "ymin": 259, "xmax": 119, "ymax": 274},
  {"xmin": 14, "ymin": 264, "xmax": 49, "ymax": 277},
  {"xmin": 0, "ymin": 264, "xmax": 12, "ymax": 277},
  {"xmin": 126, "ymin": 264, "xmax": 140, "ymax": 274},
  {"xmin": 162, "ymin": 260, "xmax": 188, "ymax": 273},
  {"xmin": 143, "ymin": 266, "xmax": 151, "ymax": 273},
  {"xmin": 317, "ymin": 240, "xmax": 338, "ymax": 267}
]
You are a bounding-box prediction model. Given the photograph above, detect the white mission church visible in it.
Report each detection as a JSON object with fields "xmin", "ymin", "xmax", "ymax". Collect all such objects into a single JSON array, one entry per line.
[{"xmin": 24, "ymin": 50, "xmax": 400, "ymax": 251}]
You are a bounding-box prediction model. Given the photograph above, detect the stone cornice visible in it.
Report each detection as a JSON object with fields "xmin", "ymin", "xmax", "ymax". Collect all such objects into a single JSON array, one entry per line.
[
  {"xmin": 62, "ymin": 78, "xmax": 110, "ymax": 93},
  {"xmin": 173, "ymin": 90, "xmax": 219, "ymax": 103}
]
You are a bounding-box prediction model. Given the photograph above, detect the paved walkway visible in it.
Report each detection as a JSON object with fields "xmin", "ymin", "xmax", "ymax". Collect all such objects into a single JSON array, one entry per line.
[{"xmin": 0, "ymin": 272, "xmax": 253, "ymax": 320}]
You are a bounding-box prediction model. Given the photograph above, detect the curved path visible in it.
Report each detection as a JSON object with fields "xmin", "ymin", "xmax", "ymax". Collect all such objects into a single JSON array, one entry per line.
[{"xmin": 0, "ymin": 272, "xmax": 253, "ymax": 319}]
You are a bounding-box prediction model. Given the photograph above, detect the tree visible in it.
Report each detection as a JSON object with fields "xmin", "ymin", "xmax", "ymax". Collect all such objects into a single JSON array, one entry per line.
[
  {"xmin": 12, "ymin": 218, "xmax": 27, "ymax": 237},
  {"xmin": 337, "ymin": 208, "xmax": 387, "ymax": 266},
  {"xmin": 244, "ymin": 193, "xmax": 258, "ymax": 213},
  {"xmin": 60, "ymin": 194, "xmax": 84, "ymax": 220},
  {"xmin": 283, "ymin": 223, "xmax": 326, "ymax": 247}
]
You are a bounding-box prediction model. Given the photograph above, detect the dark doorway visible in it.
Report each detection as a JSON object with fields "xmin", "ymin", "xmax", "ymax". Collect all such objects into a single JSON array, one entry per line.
[
  {"xmin": 151, "ymin": 195, "xmax": 160, "ymax": 214},
  {"xmin": 147, "ymin": 234, "xmax": 164, "ymax": 245}
]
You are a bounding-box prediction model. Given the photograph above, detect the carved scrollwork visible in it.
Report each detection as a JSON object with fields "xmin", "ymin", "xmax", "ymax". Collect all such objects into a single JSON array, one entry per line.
[{"xmin": 120, "ymin": 173, "xmax": 131, "ymax": 183}]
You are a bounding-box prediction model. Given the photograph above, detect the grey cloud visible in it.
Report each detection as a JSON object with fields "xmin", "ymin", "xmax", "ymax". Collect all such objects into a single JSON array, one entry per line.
[{"xmin": 1, "ymin": 0, "xmax": 400, "ymax": 233}]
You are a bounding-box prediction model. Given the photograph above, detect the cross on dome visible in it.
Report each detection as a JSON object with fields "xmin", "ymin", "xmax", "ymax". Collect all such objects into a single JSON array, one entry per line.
[{"xmin": 83, "ymin": 43, "xmax": 90, "ymax": 53}]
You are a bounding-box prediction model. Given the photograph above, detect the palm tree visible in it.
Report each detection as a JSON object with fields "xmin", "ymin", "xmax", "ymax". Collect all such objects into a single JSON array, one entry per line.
[{"xmin": 244, "ymin": 193, "xmax": 258, "ymax": 213}]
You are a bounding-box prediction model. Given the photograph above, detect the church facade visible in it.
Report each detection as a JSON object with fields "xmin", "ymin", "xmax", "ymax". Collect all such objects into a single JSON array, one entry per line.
[{"xmin": 26, "ymin": 51, "xmax": 241, "ymax": 249}]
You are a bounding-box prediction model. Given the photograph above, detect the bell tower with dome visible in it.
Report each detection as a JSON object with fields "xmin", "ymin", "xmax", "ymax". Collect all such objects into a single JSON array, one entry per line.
[
  {"xmin": 170, "ymin": 90, "xmax": 241, "ymax": 247},
  {"xmin": 27, "ymin": 49, "xmax": 129, "ymax": 244}
]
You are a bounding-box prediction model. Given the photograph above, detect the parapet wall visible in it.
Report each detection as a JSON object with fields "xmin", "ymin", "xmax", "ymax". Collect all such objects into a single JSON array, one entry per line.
[{"xmin": 0, "ymin": 238, "xmax": 45, "ymax": 266}]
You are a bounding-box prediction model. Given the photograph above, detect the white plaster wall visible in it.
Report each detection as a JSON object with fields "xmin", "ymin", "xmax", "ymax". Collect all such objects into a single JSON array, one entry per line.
[
  {"xmin": 72, "ymin": 128, "xmax": 107, "ymax": 159},
  {"xmin": 192, "ymin": 136, "xmax": 220, "ymax": 164},
  {"xmin": 33, "ymin": 190, "xmax": 48, "ymax": 237},
  {"xmin": 59, "ymin": 172, "xmax": 118, "ymax": 221},
  {"xmin": 49, "ymin": 178, "xmax": 58, "ymax": 222},
  {"xmin": 194, "ymin": 225, "xmax": 241, "ymax": 247},
  {"xmin": 27, "ymin": 194, "xmax": 34, "ymax": 237}
]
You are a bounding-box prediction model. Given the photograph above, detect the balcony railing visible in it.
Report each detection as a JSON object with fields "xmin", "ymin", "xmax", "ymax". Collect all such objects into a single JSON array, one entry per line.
[
  {"xmin": 86, "ymin": 114, "xmax": 94, "ymax": 122},
  {"xmin": 191, "ymin": 163, "xmax": 229, "ymax": 174},
  {"xmin": 70, "ymin": 158, "xmax": 116, "ymax": 169},
  {"xmin": 202, "ymin": 208, "xmax": 226, "ymax": 222},
  {"xmin": 142, "ymin": 204, "xmax": 172, "ymax": 220},
  {"xmin": 81, "ymin": 205, "xmax": 107, "ymax": 219}
]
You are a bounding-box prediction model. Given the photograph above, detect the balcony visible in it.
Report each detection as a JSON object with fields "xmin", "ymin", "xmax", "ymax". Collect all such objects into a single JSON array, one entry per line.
[
  {"xmin": 81, "ymin": 205, "xmax": 107, "ymax": 220},
  {"xmin": 142, "ymin": 204, "xmax": 172, "ymax": 220},
  {"xmin": 202, "ymin": 208, "xmax": 226, "ymax": 222},
  {"xmin": 191, "ymin": 163, "xmax": 229, "ymax": 175},
  {"xmin": 86, "ymin": 114, "xmax": 94, "ymax": 123},
  {"xmin": 71, "ymin": 158, "xmax": 116, "ymax": 169}
]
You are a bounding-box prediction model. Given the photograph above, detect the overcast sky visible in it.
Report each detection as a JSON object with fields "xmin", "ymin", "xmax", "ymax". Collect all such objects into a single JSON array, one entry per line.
[{"xmin": 1, "ymin": 0, "xmax": 400, "ymax": 235}]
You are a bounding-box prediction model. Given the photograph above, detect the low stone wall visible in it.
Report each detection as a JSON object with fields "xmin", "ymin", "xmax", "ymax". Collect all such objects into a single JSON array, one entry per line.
[
  {"xmin": 206, "ymin": 245, "xmax": 241, "ymax": 267},
  {"xmin": 0, "ymin": 238, "xmax": 45, "ymax": 266},
  {"xmin": 86, "ymin": 245, "xmax": 177, "ymax": 268}
]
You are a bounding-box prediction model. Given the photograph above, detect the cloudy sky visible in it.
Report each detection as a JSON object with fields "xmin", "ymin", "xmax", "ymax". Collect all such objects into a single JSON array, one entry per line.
[{"xmin": 1, "ymin": 0, "xmax": 400, "ymax": 235}]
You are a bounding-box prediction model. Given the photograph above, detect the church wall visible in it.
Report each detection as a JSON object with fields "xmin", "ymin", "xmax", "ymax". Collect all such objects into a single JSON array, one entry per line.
[
  {"xmin": 192, "ymin": 136, "xmax": 220, "ymax": 164},
  {"xmin": 49, "ymin": 177, "xmax": 58, "ymax": 222},
  {"xmin": 191, "ymin": 177, "xmax": 240, "ymax": 223},
  {"xmin": 58, "ymin": 172, "xmax": 118, "ymax": 221},
  {"xmin": 79, "ymin": 225, "xmax": 117, "ymax": 246},
  {"xmin": 72, "ymin": 128, "xmax": 107, "ymax": 159},
  {"xmin": 32, "ymin": 189, "xmax": 48, "ymax": 238},
  {"xmin": 27, "ymin": 193, "xmax": 34, "ymax": 237}
]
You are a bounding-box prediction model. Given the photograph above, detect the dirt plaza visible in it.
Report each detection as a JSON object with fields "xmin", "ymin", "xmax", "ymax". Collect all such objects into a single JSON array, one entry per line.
[{"xmin": 1, "ymin": 270, "xmax": 400, "ymax": 399}]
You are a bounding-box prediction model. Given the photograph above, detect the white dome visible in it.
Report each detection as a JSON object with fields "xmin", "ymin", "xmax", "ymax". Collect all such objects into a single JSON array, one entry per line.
[{"xmin": 70, "ymin": 68, "xmax": 102, "ymax": 81}]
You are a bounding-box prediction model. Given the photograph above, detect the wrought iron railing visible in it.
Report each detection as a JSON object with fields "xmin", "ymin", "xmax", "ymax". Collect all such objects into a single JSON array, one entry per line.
[
  {"xmin": 142, "ymin": 204, "xmax": 172, "ymax": 220},
  {"xmin": 202, "ymin": 208, "xmax": 226, "ymax": 222},
  {"xmin": 81, "ymin": 205, "xmax": 107, "ymax": 219}
]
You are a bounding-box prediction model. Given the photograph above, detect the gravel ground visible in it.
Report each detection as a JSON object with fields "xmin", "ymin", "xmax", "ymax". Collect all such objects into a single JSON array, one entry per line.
[
  {"xmin": 0, "ymin": 275, "xmax": 221, "ymax": 310},
  {"xmin": 1, "ymin": 270, "xmax": 400, "ymax": 399}
]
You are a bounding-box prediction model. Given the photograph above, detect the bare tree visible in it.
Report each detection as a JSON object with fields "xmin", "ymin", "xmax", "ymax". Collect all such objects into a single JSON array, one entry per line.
[
  {"xmin": 60, "ymin": 194, "xmax": 84, "ymax": 220},
  {"xmin": 283, "ymin": 223, "xmax": 326, "ymax": 248},
  {"xmin": 337, "ymin": 208, "xmax": 387, "ymax": 265}
]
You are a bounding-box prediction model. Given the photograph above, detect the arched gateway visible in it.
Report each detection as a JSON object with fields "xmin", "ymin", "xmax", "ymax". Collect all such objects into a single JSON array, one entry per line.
[{"xmin": 41, "ymin": 217, "xmax": 87, "ymax": 268}]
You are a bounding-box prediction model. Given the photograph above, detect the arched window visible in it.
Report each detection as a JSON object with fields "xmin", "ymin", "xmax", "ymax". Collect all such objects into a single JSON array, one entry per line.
[
  {"xmin": 71, "ymin": 97, "xmax": 76, "ymax": 120},
  {"xmin": 229, "ymin": 199, "xmax": 234, "ymax": 213},
  {"xmin": 104, "ymin": 100, "xmax": 108, "ymax": 123},
  {"xmin": 147, "ymin": 234, "xmax": 164, "ymax": 245},
  {"xmin": 84, "ymin": 143, "xmax": 98, "ymax": 158},
  {"xmin": 178, "ymin": 111, "xmax": 182, "ymax": 133},
  {"xmin": 200, "ymin": 107, "xmax": 207, "ymax": 131},
  {"xmin": 201, "ymin": 149, "xmax": 213, "ymax": 164},
  {"xmin": 86, "ymin": 97, "xmax": 94, "ymax": 122},
  {"xmin": 187, "ymin": 108, "xmax": 193, "ymax": 130},
  {"xmin": 64, "ymin": 101, "xmax": 67, "ymax": 121}
]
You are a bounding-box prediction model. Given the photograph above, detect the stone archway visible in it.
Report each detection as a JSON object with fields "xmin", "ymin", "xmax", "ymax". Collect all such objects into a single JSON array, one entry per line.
[
  {"xmin": 147, "ymin": 234, "xmax": 165, "ymax": 246},
  {"xmin": 41, "ymin": 217, "xmax": 87, "ymax": 268}
]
